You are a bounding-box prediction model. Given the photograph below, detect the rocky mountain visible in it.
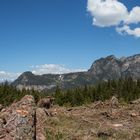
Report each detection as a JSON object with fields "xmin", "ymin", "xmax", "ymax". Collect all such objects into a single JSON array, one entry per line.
[
  {"xmin": 88, "ymin": 54, "xmax": 140, "ymax": 80},
  {"xmin": 12, "ymin": 54, "xmax": 140, "ymax": 91}
]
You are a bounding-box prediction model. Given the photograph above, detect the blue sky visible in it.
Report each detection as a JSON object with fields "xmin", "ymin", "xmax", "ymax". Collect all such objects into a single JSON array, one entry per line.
[{"xmin": 0, "ymin": 0, "xmax": 140, "ymax": 81}]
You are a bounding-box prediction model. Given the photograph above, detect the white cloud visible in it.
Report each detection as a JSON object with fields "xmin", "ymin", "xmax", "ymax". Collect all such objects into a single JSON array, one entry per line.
[
  {"xmin": 87, "ymin": 0, "xmax": 128, "ymax": 27},
  {"xmin": 125, "ymin": 7, "xmax": 140, "ymax": 24},
  {"xmin": 87, "ymin": 0, "xmax": 140, "ymax": 37},
  {"xmin": 0, "ymin": 71, "xmax": 20, "ymax": 82},
  {"xmin": 0, "ymin": 65, "xmax": 87, "ymax": 82},
  {"xmin": 31, "ymin": 64, "xmax": 86, "ymax": 75},
  {"xmin": 116, "ymin": 25, "xmax": 140, "ymax": 38}
]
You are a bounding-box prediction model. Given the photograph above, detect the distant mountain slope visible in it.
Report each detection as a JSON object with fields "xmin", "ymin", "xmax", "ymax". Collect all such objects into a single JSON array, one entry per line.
[{"xmin": 12, "ymin": 54, "xmax": 140, "ymax": 91}]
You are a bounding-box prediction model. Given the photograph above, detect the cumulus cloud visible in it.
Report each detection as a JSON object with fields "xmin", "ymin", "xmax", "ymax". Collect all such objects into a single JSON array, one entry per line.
[
  {"xmin": 0, "ymin": 71, "xmax": 20, "ymax": 82},
  {"xmin": 31, "ymin": 64, "xmax": 87, "ymax": 75},
  {"xmin": 87, "ymin": 0, "xmax": 140, "ymax": 38},
  {"xmin": 0, "ymin": 65, "xmax": 87, "ymax": 82},
  {"xmin": 125, "ymin": 6, "xmax": 140, "ymax": 24},
  {"xmin": 87, "ymin": 0, "xmax": 128, "ymax": 27},
  {"xmin": 116, "ymin": 25, "xmax": 140, "ymax": 38}
]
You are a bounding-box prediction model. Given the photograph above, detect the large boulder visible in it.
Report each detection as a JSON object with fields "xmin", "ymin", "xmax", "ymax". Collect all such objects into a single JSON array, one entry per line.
[
  {"xmin": 37, "ymin": 97, "xmax": 55, "ymax": 109},
  {"xmin": 0, "ymin": 95, "xmax": 36, "ymax": 140}
]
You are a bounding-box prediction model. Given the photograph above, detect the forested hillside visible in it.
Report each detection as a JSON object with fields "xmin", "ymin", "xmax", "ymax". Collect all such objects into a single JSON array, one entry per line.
[{"xmin": 0, "ymin": 77, "xmax": 140, "ymax": 107}]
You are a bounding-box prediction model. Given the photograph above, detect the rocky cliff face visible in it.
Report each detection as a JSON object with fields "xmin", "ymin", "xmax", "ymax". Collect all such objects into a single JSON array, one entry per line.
[
  {"xmin": 88, "ymin": 55, "xmax": 122, "ymax": 80},
  {"xmin": 12, "ymin": 54, "xmax": 140, "ymax": 91},
  {"xmin": 121, "ymin": 54, "xmax": 140, "ymax": 78},
  {"xmin": 88, "ymin": 54, "xmax": 140, "ymax": 80}
]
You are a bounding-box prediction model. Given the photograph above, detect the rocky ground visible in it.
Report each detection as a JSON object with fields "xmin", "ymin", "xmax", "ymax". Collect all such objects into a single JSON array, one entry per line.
[
  {"xmin": 0, "ymin": 95, "xmax": 47, "ymax": 140},
  {"xmin": 0, "ymin": 96, "xmax": 140, "ymax": 140},
  {"xmin": 46, "ymin": 98, "xmax": 140, "ymax": 140}
]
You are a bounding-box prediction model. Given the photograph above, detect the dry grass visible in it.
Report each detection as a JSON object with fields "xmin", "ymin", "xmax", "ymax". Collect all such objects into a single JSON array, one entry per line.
[{"xmin": 45, "ymin": 101, "xmax": 140, "ymax": 140}]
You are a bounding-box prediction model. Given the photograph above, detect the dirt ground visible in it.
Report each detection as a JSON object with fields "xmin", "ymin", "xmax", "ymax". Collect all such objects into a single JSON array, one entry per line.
[{"xmin": 46, "ymin": 99, "xmax": 140, "ymax": 140}]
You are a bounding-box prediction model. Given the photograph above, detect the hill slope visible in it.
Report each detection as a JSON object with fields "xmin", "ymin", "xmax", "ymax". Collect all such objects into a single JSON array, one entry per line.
[{"xmin": 12, "ymin": 54, "xmax": 140, "ymax": 91}]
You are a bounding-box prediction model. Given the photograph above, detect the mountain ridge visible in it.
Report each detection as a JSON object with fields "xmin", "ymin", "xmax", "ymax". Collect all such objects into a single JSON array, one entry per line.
[{"xmin": 12, "ymin": 54, "xmax": 140, "ymax": 91}]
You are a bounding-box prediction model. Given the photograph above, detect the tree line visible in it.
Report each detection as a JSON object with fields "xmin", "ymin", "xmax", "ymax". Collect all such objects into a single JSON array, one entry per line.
[
  {"xmin": 54, "ymin": 78, "xmax": 140, "ymax": 106},
  {"xmin": 0, "ymin": 78, "xmax": 140, "ymax": 107},
  {"xmin": 0, "ymin": 81, "xmax": 48, "ymax": 106}
]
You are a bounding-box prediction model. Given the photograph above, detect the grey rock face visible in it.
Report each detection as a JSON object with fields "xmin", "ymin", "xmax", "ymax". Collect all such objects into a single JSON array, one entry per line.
[
  {"xmin": 88, "ymin": 55, "xmax": 122, "ymax": 80},
  {"xmin": 89, "ymin": 54, "xmax": 140, "ymax": 81}
]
